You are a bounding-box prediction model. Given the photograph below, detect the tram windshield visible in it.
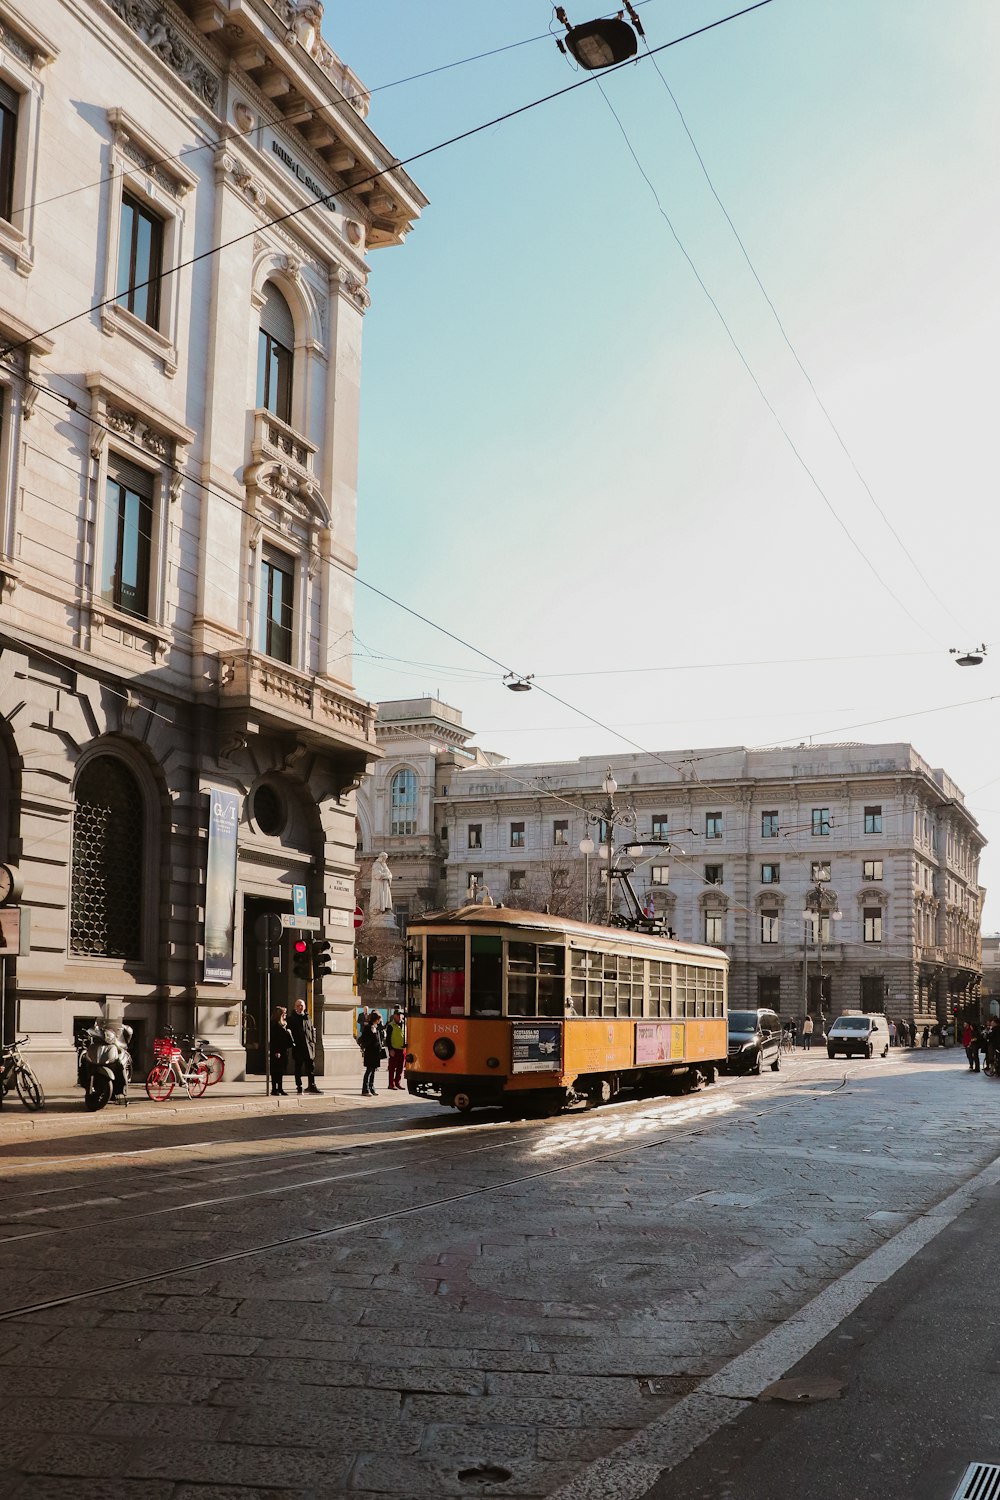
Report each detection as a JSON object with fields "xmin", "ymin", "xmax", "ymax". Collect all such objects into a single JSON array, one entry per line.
[{"xmin": 426, "ymin": 936, "xmax": 464, "ymax": 1016}]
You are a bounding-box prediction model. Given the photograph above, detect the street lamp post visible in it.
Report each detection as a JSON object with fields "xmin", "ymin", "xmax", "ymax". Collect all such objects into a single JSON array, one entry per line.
[
  {"xmin": 578, "ymin": 768, "xmax": 637, "ymax": 926},
  {"xmin": 579, "ymin": 834, "xmax": 594, "ymax": 922},
  {"xmin": 801, "ymin": 881, "xmax": 842, "ymax": 1025}
]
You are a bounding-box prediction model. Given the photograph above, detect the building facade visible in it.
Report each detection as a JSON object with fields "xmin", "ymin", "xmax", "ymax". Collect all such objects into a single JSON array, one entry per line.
[
  {"xmin": 361, "ymin": 711, "xmax": 984, "ymax": 1028},
  {"xmin": 0, "ymin": 0, "xmax": 424, "ymax": 1084}
]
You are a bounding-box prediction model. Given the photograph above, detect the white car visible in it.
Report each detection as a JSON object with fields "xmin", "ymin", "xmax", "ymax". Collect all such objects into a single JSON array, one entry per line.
[{"xmin": 827, "ymin": 1013, "xmax": 890, "ymax": 1059}]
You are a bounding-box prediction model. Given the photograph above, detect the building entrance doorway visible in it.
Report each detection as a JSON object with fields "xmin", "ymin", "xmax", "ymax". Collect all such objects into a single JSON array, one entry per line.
[
  {"xmin": 860, "ymin": 976, "xmax": 886, "ymax": 1013},
  {"xmin": 242, "ymin": 894, "xmax": 292, "ymax": 1074},
  {"xmin": 807, "ymin": 974, "xmax": 831, "ymax": 1013}
]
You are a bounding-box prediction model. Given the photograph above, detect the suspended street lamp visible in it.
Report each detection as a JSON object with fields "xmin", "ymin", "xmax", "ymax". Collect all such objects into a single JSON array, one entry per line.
[
  {"xmin": 554, "ymin": 6, "xmax": 640, "ymax": 70},
  {"xmin": 950, "ymin": 645, "xmax": 987, "ymax": 667}
]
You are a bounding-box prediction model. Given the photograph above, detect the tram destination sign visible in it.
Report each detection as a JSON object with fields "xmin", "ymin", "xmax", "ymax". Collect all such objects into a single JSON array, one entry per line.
[{"xmin": 511, "ymin": 1022, "xmax": 562, "ymax": 1074}]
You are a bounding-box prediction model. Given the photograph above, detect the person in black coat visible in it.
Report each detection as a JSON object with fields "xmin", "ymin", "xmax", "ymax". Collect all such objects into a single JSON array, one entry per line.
[
  {"xmin": 360, "ymin": 1011, "xmax": 384, "ymax": 1097},
  {"xmin": 288, "ymin": 998, "xmax": 321, "ymax": 1095},
  {"xmin": 269, "ymin": 1005, "xmax": 291, "ymax": 1095}
]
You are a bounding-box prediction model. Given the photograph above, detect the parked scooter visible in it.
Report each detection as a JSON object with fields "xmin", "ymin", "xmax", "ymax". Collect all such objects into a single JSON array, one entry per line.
[{"xmin": 76, "ymin": 1021, "xmax": 133, "ymax": 1111}]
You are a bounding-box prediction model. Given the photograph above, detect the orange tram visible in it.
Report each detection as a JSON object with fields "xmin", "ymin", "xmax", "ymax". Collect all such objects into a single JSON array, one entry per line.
[{"xmin": 404, "ymin": 905, "xmax": 729, "ymax": 1114}]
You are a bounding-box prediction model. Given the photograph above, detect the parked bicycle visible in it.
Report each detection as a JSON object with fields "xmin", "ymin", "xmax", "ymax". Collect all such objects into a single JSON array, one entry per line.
[
  {"xmin": 145, "ymin": 1033, "xmax": 211, "ymax": 1101},
  {"xmin": 156, "ymin": 1026, "xmax": 224, "ymax": 1087},
  {"xmin": 1, "ymin": 1036, "xmax": 45, "ymax": 1110}
]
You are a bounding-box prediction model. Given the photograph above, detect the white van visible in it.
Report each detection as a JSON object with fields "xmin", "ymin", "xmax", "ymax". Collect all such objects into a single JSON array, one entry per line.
[{"xmin": 827, "ymin": 1012, "xmax": 891, "ymax": 1059}]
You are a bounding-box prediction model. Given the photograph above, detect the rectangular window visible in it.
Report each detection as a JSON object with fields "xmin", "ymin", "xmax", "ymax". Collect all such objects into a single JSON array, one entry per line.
[
  {"xmin": 552, "ymin": 869, "xmax": 569, "ymax": 890},
  {"xmin": 864, "ymin": 907, "xmax": 883, "ymax": 943},
  {"xmin": 510, "ymin": 822, "xmax": 525, "ymax": 848},
  {"xmin": 553, "ymin": 819, "xmax": 568, "ymax": 846},
  {"xmin": 811, "ymin": 861, "xmax": 831, "ymax": 882},
  {"xmin": 864, "ymin": 805, "xmax": 883, "ymax": 834},
  {"xmin": 0, "ymin": 80, "xmax": 17, "ymax": 224},
  {"xmin": 761, "ymin": 863, "xmax": 780, "ymax": 884},
  {"xmin": 704, "ymin": 912, "xmax": 723, "ymax": 944},
  {"xmin": 510, "ymin": 871, "xmax": 526, "ymax": 892},
  {"xmin": 467, "ymin": 824, "xmax": 482, "ymax": 849},
  {"xmin": 812, "ymin": 808, "xmax": 831, "ymax": 836},
  {"xmin": 257, "ymin": 547, "xmax": 294, "ymax": 663},
  {"xmin": 117, "ymin": 191, "xmax": 163, "ymax": 329},
  {"xmin": 705, "ymin": 812, "xmax": 722, "ymax": 840},
  {"xmin": 760, "ymin": 910, "xmax": 779, "ymax": 943},
  {"xmin": 101, "ymin": 458, "xmax": 154, "ymax": 620},
  {"xmin": 704, "ymin": 865, "xmax": 723, "ymax": 886},
  {"xmin": 651, "ymin": 814, "xmax": 669, "ymax": 840},
  {"xmin": 761, "ymin": 810, "xmax": 779, "ymax": 838},
  {"xmin": 864, "ymin": 860, "xmax": 883, "ymax": 881},
  {"xmin": 758, "ymin": 976, "xmax": 781, "ymax": 1010},
  {"xmin": 257, "ymin": 327, "xmax": 293, "ymax": 423},
  {"xmin": 651, "ymin": 865, "xmax": 669, "ymax": 886}
]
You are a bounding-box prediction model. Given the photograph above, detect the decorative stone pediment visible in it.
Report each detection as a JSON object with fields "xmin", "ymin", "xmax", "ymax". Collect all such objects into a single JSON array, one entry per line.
[
  {"xmin": 107, "ymin": 0, "xmax": 219, "ymax": 108},
  {"xmin": 755, "ymin": 890, "xmax": 786, "ymax": 911},
  {"xmin": 698, "ymin": 888, "xmax": 729, "ymax": 911},
  {"xmin": 857, "ymin": 887, "xmax": 889, "ymax": 908},
  {"xmin": 86, "ymin": 373, "xmax": 195, "ymax": 498}
]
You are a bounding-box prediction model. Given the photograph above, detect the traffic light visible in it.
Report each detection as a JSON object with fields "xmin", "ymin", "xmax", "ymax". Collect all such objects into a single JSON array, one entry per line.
[
  {"xmin": 292, "ymin": 934, "xmax": 312, "ymax": 981},
  {"xmin": 312, "ymin": 939, "xmax": 333, "ymax": 981}
]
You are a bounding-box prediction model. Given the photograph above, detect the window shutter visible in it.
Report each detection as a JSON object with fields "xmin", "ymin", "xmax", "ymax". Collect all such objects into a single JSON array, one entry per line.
[
  {"xmin": 107, "ymin": 453, "xmax": 156, "ymax": 497},
  {"xmin": 259, "ymin": 283, "xmax": 295, "ymax": 348},
  {"xmin": 0, "ymin": 79, "xmax": 19, "ymax": 116}
]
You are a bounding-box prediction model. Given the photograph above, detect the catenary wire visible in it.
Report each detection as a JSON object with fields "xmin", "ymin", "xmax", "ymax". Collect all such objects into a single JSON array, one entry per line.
[
  {"xmin": 0, "ymin": 0, "xmax": 775, "ymax": 364},
  {"xmin": 633, "ymin": 29, "xmax": 971, "ymax": 638},
  {"xmin": 592, "ymin": 77, "xmax": 939, "ymax": 645}
]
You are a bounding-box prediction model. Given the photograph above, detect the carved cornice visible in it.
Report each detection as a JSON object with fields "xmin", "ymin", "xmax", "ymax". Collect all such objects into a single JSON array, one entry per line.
[
  {"xmin": 0, "ymin": 5, "xmax": 58, "ymax": 67},
  {"xmin": 106, "ymin": 0, "xmax": 219, "ymax": 109}
]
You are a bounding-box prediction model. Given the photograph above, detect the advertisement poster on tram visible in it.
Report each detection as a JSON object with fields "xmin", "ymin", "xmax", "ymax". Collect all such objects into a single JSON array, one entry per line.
[
  {"xmin": 512, "ymin": 1023, "xmax": 562, "ymax": 1073},
  {"xmin": 636, "ymin": 1022, "xmax": 685, "ymax": 1065}
]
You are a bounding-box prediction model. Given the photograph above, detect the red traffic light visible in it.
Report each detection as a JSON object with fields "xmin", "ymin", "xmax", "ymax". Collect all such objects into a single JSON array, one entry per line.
[{"xmin": 293, "ymin": 939, "xmax": 309, "ymax": 955}]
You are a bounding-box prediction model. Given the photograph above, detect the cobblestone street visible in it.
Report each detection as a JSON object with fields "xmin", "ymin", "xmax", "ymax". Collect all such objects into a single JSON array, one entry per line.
[{"xmin": 1, "ymin": 1047, "xmax": 996, "ymax": 1498}]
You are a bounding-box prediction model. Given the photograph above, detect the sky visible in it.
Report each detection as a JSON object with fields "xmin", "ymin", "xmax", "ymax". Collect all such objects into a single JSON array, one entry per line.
[{"xmin": 325, "ymin": 2, "xmax": 1000, "ymax": 924}]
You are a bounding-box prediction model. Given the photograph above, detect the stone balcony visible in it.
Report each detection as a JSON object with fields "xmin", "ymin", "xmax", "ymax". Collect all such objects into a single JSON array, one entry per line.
[
  {"xmin": 252, "ymin": 407, "xmax": 316, "ymax": 479},
  {"xmin": 218, "ymin": 649, "xmax": 377, "ymax": 765}
]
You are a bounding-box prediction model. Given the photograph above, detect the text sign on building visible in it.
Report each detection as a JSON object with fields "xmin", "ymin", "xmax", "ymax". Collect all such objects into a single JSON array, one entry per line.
[
  {"xmin": 203, "ymin": 788, "xmax": 240, "ymax": 984},
  {"xmin": 511, "ymin": 1023, "xmax": 562, "ymax": 1074},
  {"xmin": 265, "ymin": 131, "xmax": 336, "ymax": 209}
]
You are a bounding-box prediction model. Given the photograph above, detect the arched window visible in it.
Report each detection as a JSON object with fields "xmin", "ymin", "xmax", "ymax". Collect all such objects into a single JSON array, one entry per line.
[
  {"xmin": 70, "ymin": 757, "xmax": 145, "ymax": 958},
  {"xmin": 390, "ymin": 769, "xmax": 418, "ymax": 836},
  {"xmin": 257, "ymin": 282, "xmax": 294, "ymax": 423}
]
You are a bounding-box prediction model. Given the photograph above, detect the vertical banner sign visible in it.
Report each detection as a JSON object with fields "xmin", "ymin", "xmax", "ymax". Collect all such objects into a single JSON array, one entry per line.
[{"xmin": 203, "ymin": 788, "xmax": 240, "ymax": 983}]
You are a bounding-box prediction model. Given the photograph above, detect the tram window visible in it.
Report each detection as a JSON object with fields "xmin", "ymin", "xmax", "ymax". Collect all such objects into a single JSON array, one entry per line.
[
  {"xmin": 509, "ymin": 942, "xmax": 534, "ymax": 972},
  {"xmin": 538, "ymin": 976, "xmax": 563, "ymax": 1017},
  {"xmin": 426, "ymin": 936, "xmax": 466, "ymax": 1017},
  {"xmin": 507, "ymin": 973, "xmax": 532, "ymax": 1016},
  {"xmin": 471, "ymin": 935, "xmax": 502, "ymax": 1017},
  {"xmin": 538, "ymin": 945, "xmax": 563, "ymax": 973}
]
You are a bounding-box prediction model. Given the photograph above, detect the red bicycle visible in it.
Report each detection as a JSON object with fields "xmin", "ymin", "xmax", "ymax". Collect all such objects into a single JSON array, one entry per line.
[{"xmin": 145, "ymin": 1034, "xmax": 211, "ymax": 1101}]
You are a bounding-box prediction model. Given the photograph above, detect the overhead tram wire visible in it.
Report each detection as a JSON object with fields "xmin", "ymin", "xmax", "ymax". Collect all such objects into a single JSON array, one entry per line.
[
  {"xmin": 0, "ymin": 0, "xmax": 776, "ymax": 364},
  {"xmin": 12, "ymin": 2, "xmax": 663, "ymax": 222},
  {"xmin": 592, "ymin": 77, "xmax": 939, "ymax": 646},
  {"xmin": 633, "ymin": 30, "xmax": 971, "ymax": 638}
]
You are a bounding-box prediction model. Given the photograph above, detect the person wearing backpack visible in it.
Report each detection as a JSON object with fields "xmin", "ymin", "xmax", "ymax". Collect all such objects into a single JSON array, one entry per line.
[{"xmin": 386, "ymin": 1007, "xmax": 406, "ymax": 1091}]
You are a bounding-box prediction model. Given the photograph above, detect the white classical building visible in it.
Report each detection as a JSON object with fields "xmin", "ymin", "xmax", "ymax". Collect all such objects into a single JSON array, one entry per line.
[
  {"xmin": 0, "ymin": 0, "xmax": 424, "ymax": 1085},
  {"xmin": 359, "ymin": 706, "xmax": 985, "ymax": 1027}
]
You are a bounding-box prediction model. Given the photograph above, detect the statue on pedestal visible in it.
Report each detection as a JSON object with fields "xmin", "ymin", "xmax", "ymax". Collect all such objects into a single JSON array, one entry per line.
[{"xmin": 371, "ymin": 851, "xmax": 393, "ymax": 914}]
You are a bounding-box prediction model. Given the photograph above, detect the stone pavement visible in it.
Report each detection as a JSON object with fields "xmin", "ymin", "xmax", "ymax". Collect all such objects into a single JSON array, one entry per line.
[{"xmin": 0, "ymin": 1048, "xmax": 997, "ymax": 1498}]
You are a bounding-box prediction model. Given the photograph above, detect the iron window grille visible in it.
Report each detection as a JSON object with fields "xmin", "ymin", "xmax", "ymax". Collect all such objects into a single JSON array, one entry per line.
[{"xmin": 70, "ymin": 757, "xmax": 144, "ymax": 958}]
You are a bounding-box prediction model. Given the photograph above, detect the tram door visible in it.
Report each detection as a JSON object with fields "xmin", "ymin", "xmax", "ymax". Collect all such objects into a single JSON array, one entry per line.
[{"xmin": 242, "ymin": 895, "xmax": 293, "ymax": 1074}]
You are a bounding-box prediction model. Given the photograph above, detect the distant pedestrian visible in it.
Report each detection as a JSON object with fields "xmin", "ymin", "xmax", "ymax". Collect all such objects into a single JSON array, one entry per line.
[
  {"xmin": 269, "ymin": 1005, "xmax": 291, "ymax": 1096},
  {"xmin": 921, "ymin": 1025, "xmax": 930, "ymax": 1049},
  {"xmin": 963, "ymin": 1022, "xmax": 981, "ymax": 1072},
  {"xmin": 899, "ymin": 1020, "xmax": 910, "ymax": 1047},
  {"xmin": 801, "ymin": 1015, "xmax": 814, "ymax": 1051},
  {"xmin": 889, "ymin": 1020, "xmax": 897, "ymax": 1048},
  {"xmin": 288, "ymin": 998, "xmax": 322, "ymax": 1095},
  {"xmin": 787, "ymin": 1019, "xmax": 797, "ymax": 1048},
  {"xmin": 359, "ymin": 1011, "xmax": 385, "ymax": 1097},
  {"xmin": 386, "ymin": 1007, "xmax": 406, "ymax": 1091}
]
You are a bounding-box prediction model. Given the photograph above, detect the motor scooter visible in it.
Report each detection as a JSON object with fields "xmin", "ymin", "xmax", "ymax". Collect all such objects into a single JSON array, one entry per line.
[{"xmin": 77, "ymin": 1021, "xmax": 132, "ymax": 1111}]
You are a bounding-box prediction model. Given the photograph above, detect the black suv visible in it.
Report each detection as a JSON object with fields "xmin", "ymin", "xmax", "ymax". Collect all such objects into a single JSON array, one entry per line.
[{"xmin": 725, "ymin": 1008, "xmax": 782, "ymax": 1075}]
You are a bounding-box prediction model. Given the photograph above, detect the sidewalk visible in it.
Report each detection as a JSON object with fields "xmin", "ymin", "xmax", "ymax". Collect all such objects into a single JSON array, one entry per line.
[
  {"xmin": 636, "ymin": 1149, "xmax": 1000, "ymax": 1500},
  {"xmin": 0, "ymin": 1075, "xmax": 427, "ymax": 1141}
]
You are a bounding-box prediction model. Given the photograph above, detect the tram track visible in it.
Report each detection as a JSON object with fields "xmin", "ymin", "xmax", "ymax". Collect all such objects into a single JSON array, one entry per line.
[{"xmin": 0, "ymin": 1091, "xmax": 753, "ymax": 1322}]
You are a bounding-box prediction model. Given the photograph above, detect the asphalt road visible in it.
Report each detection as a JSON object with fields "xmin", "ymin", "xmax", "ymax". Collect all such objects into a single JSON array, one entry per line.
[{"xmin": 0, "ymin": 1046, "xmax": 996, "ymax": 1499}]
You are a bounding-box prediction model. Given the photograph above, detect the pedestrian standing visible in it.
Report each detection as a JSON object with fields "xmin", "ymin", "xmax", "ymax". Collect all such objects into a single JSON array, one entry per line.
[
  {"xmin": 962, "ymin": 1021, "xmax": 978, "ymax": 1072},
  {"xmin": 921, "ymin": 1024, "xmax": 930, "ymax": 1049},
  {"xmin": 360, "ymin": 1011, "xmax": 385, "ymax": 1097},
  {"xmin": 288, "ymin": 998, "xmax": 322, "ymax": 1095},
  {"xmin": 269, "ymin": 1005, "xmax": 291, "ymax": 1096},
  {"xmin": 385, "ymin": 1007, "xmax": 406, "ymax": 1091},
  {"xmin": 801, "ymin": 1015, "xmax": 814, "ymax": 1050},
  {"xmin": 788, "ymin": 1018, "xmax": 797, "ymax": 1049},
  {"xmin": 888, "ymin": 1019, "xmax": 897, "ymax": 1048},
  {"xmin": 898, "ymin": 1019, "xmax": 909, "ymax": 1048}
]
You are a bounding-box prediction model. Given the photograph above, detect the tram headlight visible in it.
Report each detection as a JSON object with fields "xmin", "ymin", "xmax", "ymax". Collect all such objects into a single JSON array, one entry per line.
[
  {"xmin": 405, "ymin": 1052, "xmax": 415, "ymax": 1065},
  {"xmin": 433, "ymin": 1037, "xmax": 456, "ymax": 1061},
  {"xmin": 486, "ymin": 1057, "xmax": 500, "ymax": 1069}
]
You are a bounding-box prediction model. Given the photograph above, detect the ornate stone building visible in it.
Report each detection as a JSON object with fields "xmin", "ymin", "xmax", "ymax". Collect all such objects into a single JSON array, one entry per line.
[
  {"xmin": 0, "ymin": 0, "xmax": 424, "ymax": 1084},
  {"xmin": 360, "ymin": 707, "xmax": 985, "ymax": 1027}
]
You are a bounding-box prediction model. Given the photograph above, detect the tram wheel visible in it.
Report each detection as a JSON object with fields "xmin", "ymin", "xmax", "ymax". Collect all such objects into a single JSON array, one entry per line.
[
  {"xmin": 453, "ymin": 1092, "xmax": 473, "ymax": 1113},
  {"xmin": 588, "ymin": 1077, "xmax": 613, "ymax": 1108}
]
